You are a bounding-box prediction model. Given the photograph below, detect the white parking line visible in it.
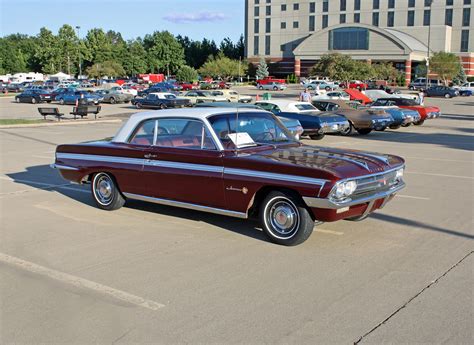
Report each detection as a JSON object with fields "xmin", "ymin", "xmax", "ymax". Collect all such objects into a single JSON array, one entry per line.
[
  {"xmin": 406, "ymin": 171, "xmax": 474, "ymax": 180},
  {"xmin": 404, "ymin": 156, "xmax": 472, "ymax": 163},
  {"xmin": 316, "ymin": 229, "xmax": 344, "ymax": 236},
  {"xmin": 397, "ymin": 194, "xmax": 430, "ymax": 200},
  {"xmin": 0, "ymin": 252, "xmax": 164, "ymax": 311}
]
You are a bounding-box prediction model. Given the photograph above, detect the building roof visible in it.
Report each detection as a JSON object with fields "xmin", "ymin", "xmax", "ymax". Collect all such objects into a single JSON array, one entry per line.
[{"xmin": 384, "ymin": 29, "xmax": 428, "ymax": 53}]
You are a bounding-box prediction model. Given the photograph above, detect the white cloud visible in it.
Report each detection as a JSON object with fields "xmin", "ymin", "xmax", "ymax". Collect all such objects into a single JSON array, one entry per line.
[{"xmin": 163, "ymin": 11, "xmax": 227, "ymax": 23}]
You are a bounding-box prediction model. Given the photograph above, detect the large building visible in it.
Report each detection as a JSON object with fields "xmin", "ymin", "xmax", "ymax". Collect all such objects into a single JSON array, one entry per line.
[{"xmin": 244, "ymin": 0, "xmax": 474, "ymax": 83}]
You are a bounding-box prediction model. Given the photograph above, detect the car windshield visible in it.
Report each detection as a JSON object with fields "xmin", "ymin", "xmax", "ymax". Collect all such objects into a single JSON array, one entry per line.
[
  {"xmin": 294, "ymin": 103, "xmax": 316, "ymax": 111},
  {"xmin": 394, "ymin": 98, "xmax": 417, "ymax": 106},
  {"xmin": 163, "ymin": 94, "xmax": 176, "ymax": 99},
  {"xmin": 208, "ymin": 112, "xmax": 295, "ymax": 149}
]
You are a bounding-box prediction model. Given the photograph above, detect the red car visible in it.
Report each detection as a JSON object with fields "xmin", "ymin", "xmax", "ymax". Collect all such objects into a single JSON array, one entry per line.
[
  {"xmin": 340, "ymin": 80, "xmax": 368, "ymax": 90},
  {"xmin": 374, "ymin": 98, "xmax": 440, "ymax": 125},
  {"xmin": 344, "ymin": 88, "xmax": 372, "ymax": 105},
  {"xmin": 178, "ymin": 82, "xmax": 195, "ymax": 91},
  {"xmin": 52, "ymin": 108, "xmax": 405, "ymax": 246},
  {"xmin": 257, "ymin": 76, "xmax": 286, "ymax": 85}
]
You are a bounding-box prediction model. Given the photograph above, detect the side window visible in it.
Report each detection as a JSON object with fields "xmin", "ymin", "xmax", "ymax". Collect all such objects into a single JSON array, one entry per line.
[
  {"xmin": 129, "ymin": 119, "xmax": 157, "ymax": 146},
  {"xmin": 187, "ymin": 92, "xmax": 197, "ymax": 97},
  {"xmin": 155, "ymin": 118, "xmax": 217, "ymax": 150},
  {"xmin": 256, "ymin": 102, "xmax": 271, "ymax": 111}
]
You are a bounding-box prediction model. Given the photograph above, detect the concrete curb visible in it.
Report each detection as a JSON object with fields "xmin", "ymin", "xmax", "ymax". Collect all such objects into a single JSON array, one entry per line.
[{"xmin": 0, "ymin": 118, "xmax": 123, "ymax": 129}]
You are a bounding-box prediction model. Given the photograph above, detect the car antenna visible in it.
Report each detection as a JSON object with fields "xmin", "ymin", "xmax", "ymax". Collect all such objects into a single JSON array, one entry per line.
[{"xmin": 235, "ymin": 102, "xmax": 239, "ymax": 150}]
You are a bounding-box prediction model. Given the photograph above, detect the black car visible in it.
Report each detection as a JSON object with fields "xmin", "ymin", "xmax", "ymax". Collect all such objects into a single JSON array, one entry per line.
[
  {"xmin": 15, "ymin": 89, "xmax": 53, "ymax": 104},
  {"xmin": 425, "ymin": 86, "xmax": 459, "ymax": 98},
  {"xmin": 137, "ymin": 86, "xmax": 176, "ymax": 97},
  {"xmin": 6, "ymin": 83, "xmax": 24, "ymax": 93},
  {"xmin": 132, "ymin": 92, "xmax": 190, "ymax": 109}
]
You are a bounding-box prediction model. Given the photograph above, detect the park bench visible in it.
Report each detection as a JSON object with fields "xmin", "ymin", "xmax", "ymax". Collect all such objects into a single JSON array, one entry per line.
[
  {"xmin": 37, "ymin": 107, "xmax": 64, "ymax": 121},
  {"xmin": 70, "ymin": 105, "xmax": 102, "ymax": 120}
]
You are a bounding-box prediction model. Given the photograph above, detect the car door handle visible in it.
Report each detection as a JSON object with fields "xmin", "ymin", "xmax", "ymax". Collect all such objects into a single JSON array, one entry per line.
[{"xmin": 144, "ymin": 153, "xmax": 158, "ymax": 159}]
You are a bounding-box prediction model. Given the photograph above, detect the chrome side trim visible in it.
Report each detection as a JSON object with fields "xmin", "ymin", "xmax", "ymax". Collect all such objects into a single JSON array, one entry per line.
[
  {"xmin": 50, "ymin": 163, "xmax": 79, "ymax": 171},
  {"xmin": 147, "ymin": 160, "xmax": 223, "ymax": 173},
  {"xmin": 56, "ymin": 153, "xmax": 144, "ymax": 166},
  {"xmin": 302, "ymin": 181, "xmax": 405, "ymax": 209},
  {"xmin": 123, "ymin": 192, "xmax": 247, "ymax": 219},
  {"xmin": 224, "ymin": 167, "xmax": 328, "ymax": 187}
]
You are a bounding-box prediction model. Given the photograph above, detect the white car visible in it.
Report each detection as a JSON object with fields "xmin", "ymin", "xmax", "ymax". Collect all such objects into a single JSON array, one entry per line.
[
  {"xmin": 255, "ymin": 100, "xmax": 319, "ymax": 113},
  {"xmin": 363, "ymin": 89, "xmax": 417, "ymax": 101},
  {"xmin": 459, "ymin": 82, "xmax": 474, "ymax": 93},
  {"xmin": 312, "ymin": 91, "xmax": 350, "ymax": 101},
  {"xmin": 111, "ymin": 86, "xmax": 138, "ymax": 97},
  {"xmin": 211, "ymin": 89, "xmax": 252, "ymax": 103}
]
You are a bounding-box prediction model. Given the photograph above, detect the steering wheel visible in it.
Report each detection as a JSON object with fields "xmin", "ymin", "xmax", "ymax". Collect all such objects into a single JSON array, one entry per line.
[
  {"xmin": 158, "ymin": 126, "xmax": 169, "ymax": 134},
  {"xmin": 255, "ymin": 131, "xmax": 275, "ymax": 141}
]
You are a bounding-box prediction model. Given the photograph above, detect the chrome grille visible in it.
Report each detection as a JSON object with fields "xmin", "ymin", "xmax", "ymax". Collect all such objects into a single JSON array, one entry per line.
[{"xmin": 353, "ymin": 170, "xmax": 398, "ymax": 196}]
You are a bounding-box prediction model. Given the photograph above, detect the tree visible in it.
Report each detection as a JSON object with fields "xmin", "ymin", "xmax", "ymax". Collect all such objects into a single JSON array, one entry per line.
[
  {"xmin": 372, "ymin": 62, "xmax": 398, "ymax": 80},
  {"xmin": 310, "ymin": 53, "xmax": 357, "ymax": 82},
  {"xmin": 256, "ymin": 57, "xmax": 269, "ymax": 79},
  {"xmin": 143, "ymin": 31, "xmax": 185, "ymax": 75},
  {"xmin": 452, "ymin": 63, "xmax": 467, "ymax": 85},
  {"xmin": 414, "ymin": 64, "xmax": 427, "ymax": 78},
  {"xmin": 57, "ymin": 24, "xmax": 79, "ymax": 75},
  {"xmin": 122, "ymin": 39, "xmax": 148, "ymax": 76},
  {"xmin": 176, "ymin": 65, "xmax": 198, "ymax": 82},
  {"xmin": 35, "ymin": 27, "xmax": 61, "ymax": 74},
  {"xmin": 199, "ymin": 53, "xmax": 247, "ymax": 80},
  {"xmin": 84, "ymin": 28, "xmax": 114, "ymax": 66},
  {"xmin": 429, "ymin": 52, "xmax": 462, "ymax": 85},
  {"xmin": 85, "ymin": 61, "xmax": 125, "ymax": 79}
]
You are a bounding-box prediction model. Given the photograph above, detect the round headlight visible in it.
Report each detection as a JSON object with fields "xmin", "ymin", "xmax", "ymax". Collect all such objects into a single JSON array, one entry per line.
[
  {"xmin": 334, "ymin": 183, "xmax": 345, "ymax": 199},
  {"xmin": 396, "ymin": 168, "xmax": 404, "ymax": 181},
  {"xmin": 343, "ymin": 181, "xmax": 357, "ymax": 195}
]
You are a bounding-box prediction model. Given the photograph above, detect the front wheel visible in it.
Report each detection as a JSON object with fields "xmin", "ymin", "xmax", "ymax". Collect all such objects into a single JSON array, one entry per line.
[
  {"xmin": 109, "ymin": 97, "xmax": 116, "ymax": 104},
  {"xmin": 414, "ymin": 119, "xmax": 425, "ymax": 126},
  {"xmin": 260, "ymin": 191, "xmax": 315, "ymax": 246},
  {"xmin": 31, "ymin": 98, "xmax": 37, "ymax": 104},
  {"xmin": 356, "ymin": 128, "xmax": 373, "ymax": 135},
  {"xmin": 15, "ymin": 97, "xmax": 20, "ymax": 103},
  {"xmin": 340, "ymin": 123, "xmax": 353, "ymax": 136},
  {"xmin": 59, "ymin": 99, "xmax": 65, "ymax": 105},
  {"xmin": 444, "ymin": 93, "xmax": 451, "ymax": 99},
  {"xmin": 309, "ymin": 133, "xmax": 325, "ymax": 140},
  {"xmin": 273, "ymin": 86, "xmax": 278, "ymax": 91},
  {"xmin": 389, "ymin": 124, "xmax": 401, "ymax": 130},
  {"xmin": 91, "ymin": 172, "xmax": 125, "ymax": 211},
  {"xmin": 258, "ymin": 85, "xmax": 264, "ymax": 90}
]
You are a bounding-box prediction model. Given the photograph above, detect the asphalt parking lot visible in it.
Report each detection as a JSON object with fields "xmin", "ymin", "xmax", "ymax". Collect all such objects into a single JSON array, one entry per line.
[{"xmin": 0, "ymin": 95, "xmax": 473, "ymax": 344}]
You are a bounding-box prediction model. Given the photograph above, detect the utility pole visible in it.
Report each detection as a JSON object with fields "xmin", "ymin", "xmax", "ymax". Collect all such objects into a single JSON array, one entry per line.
[
  {"xmin": 67, "ymin": 52, "xmax": 71, "ymax": 76},
  {"xmin": 425, "ymin": 0, "xmax": 433, "ymax": 91},
  {"xmin": 238, "ymin": 57, "xmax": 242, "ymax": 83},
  {"xmin": 75, "ymin": 26, "xmax": 82, "ymax": 79}
]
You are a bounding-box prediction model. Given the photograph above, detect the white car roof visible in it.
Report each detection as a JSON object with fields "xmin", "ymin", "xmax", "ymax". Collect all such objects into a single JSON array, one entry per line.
[
  {"xmin": 113, "ymin": 108, "xmax": 267, "ymax": 143},
  {"xmin": 255, "ymin": 99, "xmax": 316, "ymax": 111}
]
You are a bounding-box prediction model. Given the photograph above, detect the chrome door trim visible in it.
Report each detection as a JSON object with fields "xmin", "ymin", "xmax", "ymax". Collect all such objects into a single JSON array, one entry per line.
[
  {"xmin": 56, "ymin": 153, "xmax": 145, "ymax": 166},
  {"xmin": 225, "ymin": 167, "xmax": 328, "ymax": 186},
  {"xmin": 123, "ymin": 192, "xmax": 247, "ymax": 219}
]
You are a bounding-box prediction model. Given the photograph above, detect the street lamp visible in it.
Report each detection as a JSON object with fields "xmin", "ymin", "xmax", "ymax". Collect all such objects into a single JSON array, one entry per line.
[
  {"xmin": 425, "ymin": 0, "xmax": 433, "ymax": 91},
  {"xmin": 75, "ymin": 26, "xmax": 82, "ymax": 79}
]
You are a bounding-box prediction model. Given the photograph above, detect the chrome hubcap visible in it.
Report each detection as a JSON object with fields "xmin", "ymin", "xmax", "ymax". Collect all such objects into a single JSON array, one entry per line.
[
  {"xmin": 268, "ymin": 200, "xmax": 298, "ymax": 237},
  {"xmin": 94, "ymin": 174, "xmax": 113, "ymax": 205}
]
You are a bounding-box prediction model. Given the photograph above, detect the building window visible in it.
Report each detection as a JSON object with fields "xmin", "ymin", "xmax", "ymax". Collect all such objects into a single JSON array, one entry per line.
[
  {"xmin": 445, "ymin": 9, "xmax": 453, "ymax": 25},
  {"xmin": 254, "ymin": 19, "xmax": 259, "ymax": 33},
  {"xmin": 461, "ymin": 30, "xmax": 469, "ymax": 52},
  {"xmin": 253, "ymin": 36, "xmax": 259, "ymax": 55},
  {"xmin": 464, "ymin": 0, "xmax": 471, "ymax": 4},
  {"xmin": 340, "ymin": 0, "xmax": 347, "ymax": 11},
  {"xmin": 293, "ymin": 21, "xmax": 299, "ymax": 28},
  {"xmin": 281, "ymin": 4, "xmax": 286, "ymax": 11},
  {"xmin": 265, "ymin": 18, "xmax": 271, "ymax": 32},
  {"xmin": 280, "ymin": 44, "xmax": 286, "ymax": 52},
  {"xmin": 408, "ymin": 0, "xmax": 416, "ymax": 7},
  {"xmin": 424, "ymin": 10, "xmax": 431, "ymax": 25},
  {"xmin": 309, "ymin": 16, "xmax": 315, "ymax": 31},
  {"xmin": 388, "ymin": 0, "xmax": 395, "ymax": 8},
  {"xmin": 372, "ymin": 12, "xmax": 379, "ymax": 26},
  {"xmin": 329, "ymin": 27, "xmax": 369, "ymax": 50},
  {"xmin": 322, "ymin": 14, "xmax": 328, "ymax": 28},
  {"xmin": 387, "ymin": 12, "xmax": 395, "ymax": 27},
  {"xmin": 446, "ymin": 0, "xmax": 453, "ymax": 5},
  {"xmin": 294, "ymin": 3, "xmax": 299, "ymax": 10},
  {"xmin": 354, "ymin": 0, "xmax": 361, "ymax": 10},
  {"xmin": 266, "ymin": 5, "xmax": 271, "ymax": 15},
  {"xmin": 463, "ymin": 8, "xmax": 471, "ymax": 26},
  {"xmin": 424, "ymin": 0, "xmax": 432, "ymax": 6},
  {"xmin": 354, "ymin": 13, "xmax": 361, "ymax": 23},
  {"xmin": 407, "ymin": 10, "xmax": 415, "ymax": 26},
  {"xmin": 310, "ymin": 2, "xmax": 315, "ymax": 13},
  {"xmin": 323, "ymin": 0, "xmax": 329, "ymax": 12},
  {"xmin": 266, "ymin": 0, "xmax": 270, "ymax": 3},
  {"xmin": 373, "ymin": 0, "xmax": 380, "ymax": 10},
  {"xmin": 255, "ymin": 0, "xmax": 259, "ymax": 4},
  {"xmin": 265, "ymin": 36, "xmax": 270, "ymax": 55},
  {"xmin": 340, "ymin": 14, "xmax": 346, "ymax": 23},
  {"xmin": 254, "ymin": 6, "xmax": 259, "ymax": 16},
  {"xmin": 281, "ymin": 21, "xmax": 286, "ymax": 29}
]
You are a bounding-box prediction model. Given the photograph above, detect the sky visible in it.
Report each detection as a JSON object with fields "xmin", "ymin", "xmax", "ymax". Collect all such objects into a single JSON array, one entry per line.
[{"xmin": 0, "ymin": 0, "xmax": 244, "ymax": 43}]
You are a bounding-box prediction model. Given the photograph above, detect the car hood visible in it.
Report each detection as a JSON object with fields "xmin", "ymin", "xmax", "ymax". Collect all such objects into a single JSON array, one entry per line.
[{"xmin": 232, "ymin": 144, "xmax": 404, "ymax": 180}]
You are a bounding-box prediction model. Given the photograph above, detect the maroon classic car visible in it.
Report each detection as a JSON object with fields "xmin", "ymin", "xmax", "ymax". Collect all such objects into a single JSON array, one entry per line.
[{"xmin": 52, "ymin": 108, "xmax": 405, "ymax": 246}]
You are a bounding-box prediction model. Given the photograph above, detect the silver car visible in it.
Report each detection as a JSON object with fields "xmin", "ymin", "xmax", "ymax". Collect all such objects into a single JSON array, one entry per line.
[{"xmin": 257, "ymin": 82, "xmax": 287, "ymax": 91}]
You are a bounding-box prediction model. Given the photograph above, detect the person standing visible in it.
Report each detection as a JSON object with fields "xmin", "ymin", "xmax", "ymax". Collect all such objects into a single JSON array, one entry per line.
[
  {"xmin": 418, "ymin": 90, "xmax": 424, "ymax": 105},
  {"xmin": 300, "ymin": 88, "xmax": 311, "ymax": 102}
]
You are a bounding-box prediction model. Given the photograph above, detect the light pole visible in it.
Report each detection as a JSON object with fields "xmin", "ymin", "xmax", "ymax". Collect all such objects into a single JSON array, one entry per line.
[
  {"xmin": 75, "ymin": 26, "xmax": 82, "ymax": 79},
  {"xmin": 425, "ymin": 0, "xmax": 433, "ymax": 91}
]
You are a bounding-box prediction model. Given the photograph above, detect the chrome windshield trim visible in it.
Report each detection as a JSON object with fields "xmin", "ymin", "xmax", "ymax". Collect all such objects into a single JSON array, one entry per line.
[
  {"xmin": 123, "ymin": 193, "xmax": 247, "ymax": 219},
  {"xmin": 303, "ymin": 181, "xmax": 405, "ymax": 209},
  {"xmin": 225, "ymin": 167, "xmax": 328, "ymax": 186}
]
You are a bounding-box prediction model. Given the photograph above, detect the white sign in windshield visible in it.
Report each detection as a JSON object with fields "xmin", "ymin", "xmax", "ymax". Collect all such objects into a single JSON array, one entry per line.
[{"xmin": 227, "ymin": 132, "xmax": 256, "ymax": 148}]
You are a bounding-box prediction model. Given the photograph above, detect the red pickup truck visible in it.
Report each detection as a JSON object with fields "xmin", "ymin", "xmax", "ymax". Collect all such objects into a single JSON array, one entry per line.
[{"xmin": 257, "ymin": 76, "xmax": 286, "ymax": 85}]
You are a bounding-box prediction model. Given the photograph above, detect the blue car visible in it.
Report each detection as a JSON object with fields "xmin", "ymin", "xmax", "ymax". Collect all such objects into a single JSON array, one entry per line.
[
  {"xmin": 55, "ymin": 90, "xmax": 103, "ymax": 105},
  {"xmin": 278, "ymin": 111, "xmax": 350, "ymax": 139},
  {"xmin": 371, "ymin": 99, "xmax": 421, "ymax": 128}
]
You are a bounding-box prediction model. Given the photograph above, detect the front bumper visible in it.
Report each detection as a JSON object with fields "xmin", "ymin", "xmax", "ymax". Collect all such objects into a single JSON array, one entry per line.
[
  {"xmin": 427, "ymin": 111, "xmax": 441, "ymax": 119},
  {"xmin": 321, "ymin": 121, "xmax": 350, "ymax": 134},
  {"xmin": 303, "ymin": 181, "xmax": 405, "ymax": 209}
]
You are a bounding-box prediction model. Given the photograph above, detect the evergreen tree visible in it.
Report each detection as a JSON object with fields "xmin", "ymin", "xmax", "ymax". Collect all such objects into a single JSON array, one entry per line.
[{"xmin": 256, "ymin": 57, "xmax": 269, "ymax": 80}]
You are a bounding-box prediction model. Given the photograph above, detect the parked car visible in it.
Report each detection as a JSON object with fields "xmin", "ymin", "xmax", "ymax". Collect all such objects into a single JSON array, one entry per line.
[
  {"xmin": 153, "ymin": 82, "xmax": 182, "ymax": 91},
  {"xmin": 425, "ymin": 85, "xmax": 459, "ymax": 98},
  {"xmin": 182, "ymin": 90, "xmax": 228, "ymax": 104},
  {"xmin": 55, "ymin": 90, "xmax": 102, "ymax": 105},
  {"xmin": 344, "ymin": 88, "xmax": 372, "ymax": 104},
  {"xmin": 178, "ymin": 82, "xmax": 196, "ymax": 91},
  {"xmin": 312, "ymin": 100, "xmax": 394, "ymax": 134},
  {"xmin": 408, "ymin": 78, "xmax": 442, "ymax": 91},
  {"xmin": 373, "ymin": 98, "xmax": 440, "ymax": 125},
  {"xmin": 194, "ymin": 102, "xmax": 304, "ymax": 139},
  {"xmin": 52, "ymin": 108, "xmax": 406, "ymax": 246},
  {"xmin": 15, "ymin": 89, "xmax": 53, "ymax": 103},
  {"xmin": 95, "ymin": 90, "xmax": 133, "ymax": 104},
  {"xmin": 312, "ymin": 91, "xmax": 351, "ymax": 101},
  {"xmin": 111, "ymin": 85, "xmax": 138, "ymax": 97},
  {"xmin": 212, "ymin": 81, "xmax": 231, "ymax": 89},
  {"xmin": 368, "ymin": 100, "xmax": 422, "ymax": 129},
  {"xmin": 303, "ymin": 80, "xmax": 337, "ymax": 91},
  {"xmin": 364, "ymin": 89, "xmax": 417, "ymax": 102},
  {"xmin": 137, "ymin": 86, "xmax": 174, "ymax": 98},
  {"xmin": 132, "ymin": 92, "xmax": 191, "ymax": 109},
  {"xmin": 458, "ymin": 81, "xmax": 474, "ymax": 93},
  {"xmin": 340, "ymin": 80, "xmax": 368, "ymax": 90},
  {"xmin": 211, "ymin": 89, "xmax": 252, "ymax": 103},
  {"xmin": 257, "ymin": 82, "xmax": 287, "ymax": 91},
  {"xmin": 256, "ymin": 76, "xmax": 286, "ymax": 85},
  {"xmin": 6, "ymin": 83, "xmax": 24, "ymax": 93},
  {"xmin": 255, "ymin": 100, "xmax": 349, "ymax": 139}
]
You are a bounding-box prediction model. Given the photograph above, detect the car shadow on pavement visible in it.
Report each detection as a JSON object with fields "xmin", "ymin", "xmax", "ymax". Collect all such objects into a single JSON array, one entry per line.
[
  {"xmin": 6, "ymin": 165, "xmax": 269, "ymax": 243},
  {"xmin": 371, "ymin": 213, "xmax": 474, "ymax": 240},
  {"xmin": 439, "ymin": 113, "xmax": 474, "ymax": 121}
]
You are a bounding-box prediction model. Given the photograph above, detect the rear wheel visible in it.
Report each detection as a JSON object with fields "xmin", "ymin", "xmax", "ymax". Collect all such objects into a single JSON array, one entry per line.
[
  {"xmin": 109, "ymin": 97, "xmax": 116, "ymax": 104},
  {"xmin": 340, "ymin": 123, "xmax": 353, "ymax": 136},
  {"xmin": 59, "ymin": 99, "xmax": 65, "ymax": 105},
  {"xmin": 356, "ymin": 128, "xmax": 372, "ymax": 135},
  {"xmin": 414, "ymin": 119, "xmax": 425, "ymax": 126},
  {"xmin": 273, "ymin": 86, "xmax": 278, "ymax": 91},
  {"xmin": 258, "ymin": 85, "xmax": 264, "ymax": 90},
  {"xmin": 309, "ymin": 133, "xmax": 325, "ymax": 140},
  {"xmin": 15, "ymin": 97, "xmax": 20, "ymax": 103},
  {"xmin": 135, "ymin": 102, "xmax": 142, "ymax": 109},
  {"xmin": 31, "ymin": 98, "xmax": 37, "ymax": 104},
  {"xmin": 91, "ymin": 172, "xmax": 125, "ymax": 211},
  {"xmin": 260, "ymin": 191, "xmax": 315, "ymax": 246},
  {"xmin": 444, "ymin": 93, "xmax": 451, "ymax": 98},
  {"xmin": 159, "ymin": 103, "xmax": 166, "ymax": 109},
  {"xmin": 389, "ymin": 124, "xmax": 401, "ymax": 130}
]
